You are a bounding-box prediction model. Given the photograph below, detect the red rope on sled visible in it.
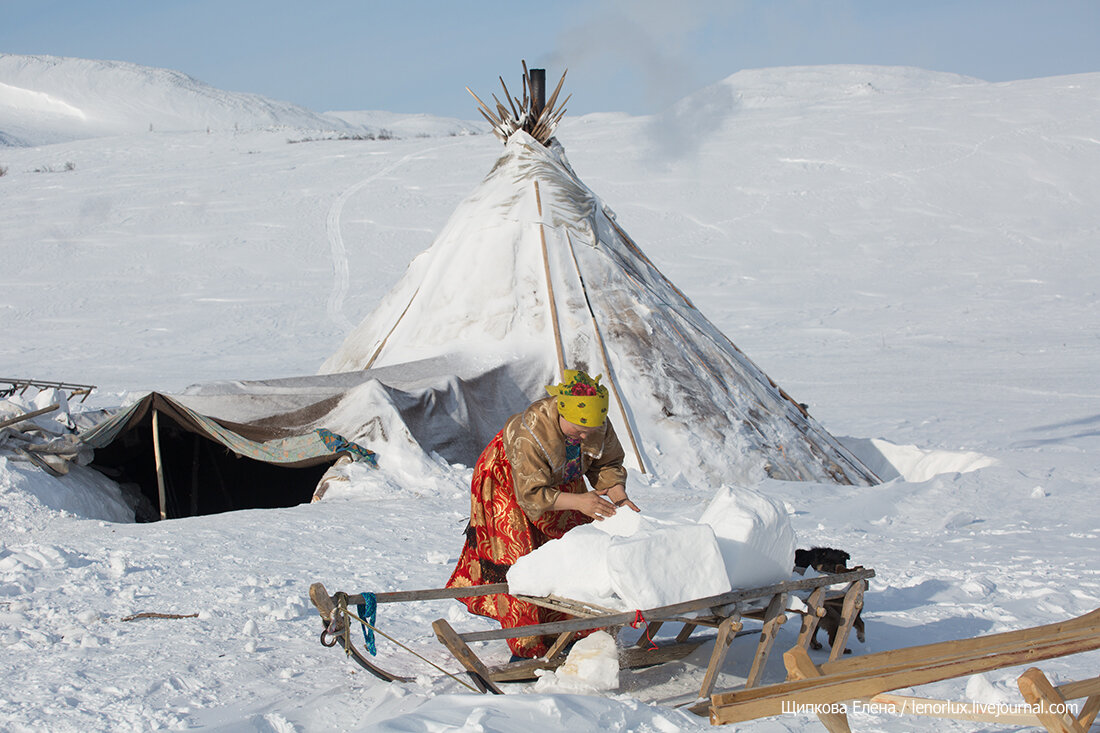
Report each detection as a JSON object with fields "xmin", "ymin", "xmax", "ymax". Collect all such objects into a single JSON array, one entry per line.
[{"xmin": 630, "ymin": 610, "xmax": 658, "ymax": 651}]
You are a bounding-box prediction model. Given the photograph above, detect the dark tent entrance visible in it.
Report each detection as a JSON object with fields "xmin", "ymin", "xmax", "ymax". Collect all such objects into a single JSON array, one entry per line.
[
  {"xmin": 81, "ymin": 392, "xmax": 370, "ymax": 522},
  {"xmin": 89, "ymin": 412, "xmax": 328, "ymax": 521}
]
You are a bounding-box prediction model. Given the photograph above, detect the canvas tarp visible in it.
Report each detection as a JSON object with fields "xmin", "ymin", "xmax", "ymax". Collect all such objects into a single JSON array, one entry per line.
[{"xmin": 81, "ymin": 355, "xmax": 544, "ymax": 474}]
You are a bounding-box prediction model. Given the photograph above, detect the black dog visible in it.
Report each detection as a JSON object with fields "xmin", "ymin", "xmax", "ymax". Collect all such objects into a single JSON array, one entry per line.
[{"xmin": 795, "ymin": 547, "xmax": 866, "ymax": 654}]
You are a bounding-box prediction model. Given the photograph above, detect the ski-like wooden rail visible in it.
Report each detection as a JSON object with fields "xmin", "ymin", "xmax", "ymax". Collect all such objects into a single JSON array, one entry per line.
[{"xmin": 702, "ymin": 606, "xmax": 1100, "ymax": 732}]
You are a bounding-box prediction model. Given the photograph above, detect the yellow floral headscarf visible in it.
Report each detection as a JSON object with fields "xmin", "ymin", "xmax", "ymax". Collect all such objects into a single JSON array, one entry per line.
[{"xmin": 545, "ymin": 370, "xmax": 609, "ymax": 427}]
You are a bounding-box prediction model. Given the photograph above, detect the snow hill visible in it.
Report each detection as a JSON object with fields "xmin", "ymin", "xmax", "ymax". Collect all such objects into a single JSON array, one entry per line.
[
  {"xmin": 1, "ymin": 59, "xmax": 1099, "ymax": 731},
  {"xmin": 0, "ymin": 54, "xmax": 484, "ymax": 146}
]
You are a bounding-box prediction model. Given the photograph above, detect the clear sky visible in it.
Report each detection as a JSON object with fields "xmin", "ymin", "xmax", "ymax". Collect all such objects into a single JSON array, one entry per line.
[{"xmin": 3, "ymin": 0, "xmax": 1098, "ymax": 118}]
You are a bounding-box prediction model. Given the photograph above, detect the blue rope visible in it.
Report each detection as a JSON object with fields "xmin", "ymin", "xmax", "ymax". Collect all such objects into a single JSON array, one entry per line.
[{"xmin": 357, "ymin": 592, "xmax": 377, "ymax": 656}]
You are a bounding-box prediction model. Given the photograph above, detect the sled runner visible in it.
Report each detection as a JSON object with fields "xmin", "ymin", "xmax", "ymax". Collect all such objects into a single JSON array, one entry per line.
[
  {"xmin": 701, "ymin": 606, "xmax": 1100, "ymax": 732},
  {"xmin": 308, "ymin": 566, "xmax": 874, "ymax": 698}
]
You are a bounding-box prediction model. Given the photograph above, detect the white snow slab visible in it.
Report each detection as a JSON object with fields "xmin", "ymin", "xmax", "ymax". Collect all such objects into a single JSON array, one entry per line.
[
  {"xmin": 699, "ymin": 485, "xmax": 796, "ymax": 590},
  {"xmin": 506, "ymin": 524, "xmax": 618, "ymax": 608},
  {"xmin": 606, "ymin": 521, "xmax": 730, "ymax": 610},
  {"xmin": 509, "ymin": 485, "xmax": 796, "ymax": 610}
]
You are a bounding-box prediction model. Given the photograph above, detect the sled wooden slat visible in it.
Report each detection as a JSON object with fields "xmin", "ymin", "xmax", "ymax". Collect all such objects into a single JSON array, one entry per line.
[
  {"xmin": 518, "ymin": 593, "xmax": 622, "ymax": 618},
  {"xmin": 545, "ymin": 630, "xmax": 577, "ymax": 662},
  {"xmin": 343, "ymin": 583, "xmax": 510, "ymax": 605},
  {"xmin": 1018, "ymin": 668, "xmax": 1100, "ymax": 733},
  {"xmin": 816, "ymin": 607, "xmax": 1099, "ymax": 677},
  {"xmin": 744, "ymin": 592, "xmax": 788, "ymax": 688},
  {"xmin": 432, "ymin": 619, "xmax": 505, "ymax": 695},
  {"xmin": 698, "ymin": 615, "xmax": 744, "ymax": 699},
  {"xmin": 453, "ymin": 569, "xmax": 874, "ymax": 643},
  {"xmin": 704, "ymin": 606, "xmax": 1100, "ymax": 732},
  {"xmin": 828, "ymin": 581, "xmax": 865, "ymax": 663}
]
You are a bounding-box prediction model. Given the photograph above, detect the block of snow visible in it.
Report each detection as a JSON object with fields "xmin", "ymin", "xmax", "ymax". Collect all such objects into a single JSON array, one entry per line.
[
  {"xmin": 698, "ymin": 485, "xmax": 796, "ymax": 589},
  {"xmin": 606, "ymin": 522, "xmax": 730, "ymax": 609},
  {"xmin": 532, "ymin": 630, "xmax": 619, "ymax": 693},
  {"xmin": 508, "ymin": 486, "xmax": 796, "ymax": 611},
  {"xmin": 507, "ymin": 524, "xmax": 618, "ymax": 608},
  {"xmin": 589, "ymin": 506, "xmax": 647, "ymax": 537}
]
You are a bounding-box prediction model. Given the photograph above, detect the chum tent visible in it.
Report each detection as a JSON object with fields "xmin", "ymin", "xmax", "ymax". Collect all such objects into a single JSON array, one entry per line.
[
  {"xmin": 81, "ymin": 69, "xmax": 879, "ymax": 521},
  {"xmin": 319, "ymin": 70, "xmax": 879, "ymax": 488}
]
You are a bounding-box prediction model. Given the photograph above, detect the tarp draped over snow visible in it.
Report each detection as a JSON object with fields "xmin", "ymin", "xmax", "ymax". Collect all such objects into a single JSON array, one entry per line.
[
  {"xmin": 81, "ymin": 391, "xmax": 375, "ymax": 469},
  {"xmin": 77, "ymin": 358, "xmax": 553, "ymax": 517},
  {"xmin": 80, "ymin": 357, "xmax": 543, "ymax": 467}
]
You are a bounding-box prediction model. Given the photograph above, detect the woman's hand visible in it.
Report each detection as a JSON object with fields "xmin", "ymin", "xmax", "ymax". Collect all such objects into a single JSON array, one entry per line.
[
  {"xmin": 553, "ymin": 490, "xmax": 618, "ymax": 520},
  {"xmin": 601, "ymin": 484, "xmax": 640, "ymax": 513}
]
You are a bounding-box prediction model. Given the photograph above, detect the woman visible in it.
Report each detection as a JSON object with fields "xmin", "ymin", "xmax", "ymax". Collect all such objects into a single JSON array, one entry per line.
[{"xmin": 446, "ymin": 370, "xmax": 640, "ymax": 658}]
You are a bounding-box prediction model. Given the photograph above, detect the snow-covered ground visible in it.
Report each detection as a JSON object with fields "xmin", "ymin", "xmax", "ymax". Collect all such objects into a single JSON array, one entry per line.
[{"xmin": 2, "ymin": 57, "xmax": 1099, "ymax": 731}]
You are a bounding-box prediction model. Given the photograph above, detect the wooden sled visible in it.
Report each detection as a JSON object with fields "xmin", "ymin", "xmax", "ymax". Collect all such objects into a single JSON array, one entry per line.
[
  {"xmin": 309, "ymin": 567, "xmax": 874, "ymax": 698},
  {"xmin": 703, "ymin": 606, "xmax": 1100, "ymax": 732}
]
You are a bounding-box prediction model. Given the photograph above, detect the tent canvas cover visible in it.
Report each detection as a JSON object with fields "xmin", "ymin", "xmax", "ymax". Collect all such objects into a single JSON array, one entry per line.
[
  {"xmin": 82, "ymin": 127, "xmax": 878, "ymax": 519},
  {"xmin": 319, "ymin": 130, "xmax": 878, "ymax": 486}
]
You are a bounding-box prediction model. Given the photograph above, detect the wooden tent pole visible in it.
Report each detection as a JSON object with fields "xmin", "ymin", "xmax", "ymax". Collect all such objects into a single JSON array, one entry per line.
[
  {"xmin": 190, "ymin": 434, "xmax": 201, "ymax": 517},
  {"xmin": 534, "ymin": 180, "xmax": 566, "ymax": 379},
  {"xmin": 362, "ymin": 286, "xmax": 420, "ymax": 371},
  {"xmin": 0, "ymin": 403, "xmax": 60, "ymax": 430},
  {"xmin": 562, "ymin": 231, "xmax": 647, "ymax": 474},
  {"xmin": 151, "ymin": 408, "xmax": 167, "ymax": 520}
]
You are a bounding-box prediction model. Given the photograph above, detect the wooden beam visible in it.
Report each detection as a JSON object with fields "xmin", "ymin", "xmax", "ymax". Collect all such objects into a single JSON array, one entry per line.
[
  {"xmin": 432, "ymin": 619, "xmax": 504, "ymax": 694},
  {"xmin": 782, "ymin": 646, "xmax": 853, "ymax": 733},
  {"xmin": 744, "ymin": 593, "xmax": 788, "ymax": 687},
  {"xmin": 562, "ymin": 229, "xmax": 647, "ymax": 473},
  {"xmin": 818, "ymin": 607, "xmax": 1100, "ymax": 677},
  {"xmin": 545, "ymin": 631, "xmax": 577, "ymax": 664},
  {"xmin": 636, "ymin": 620, "xmax": 664, "ymax": 647},
  {"xmin": 0, "ymin": 403, "xmax": 60, "ymax": 430},
  {"xmin": 534, "ymin": 180, "xmax": 566, "ymax": 379},
  {"xmin": 828, "ymin": 580, "xmax": 866, "ymax": 661},
  {"xmin": 457, "ymin": 570, "xmax": 875, "ymax": 643},
  {"xmin": 338, "ymin": 582, "xmax": 510, "ymax": 606},
  {"xmin": 1018, "ymin": 667, "xmax": 1088, "ymax": 733},
  {"xmin": 698, "ymin": 614, "xmax": 743, "ymax": 698},
  {"xmin": 710, "ymin": 632, "xmax": 1100, "ymax": 724},
  {"xmin": 796, "ymin": 586, "xmax": 827, "ymax": 650},
  {"xmin": 151, "ymin": 409, "xmax": 167, "ymax": 521},
  {"xmin": 309, "ymin": 582, "xmax": 338, "ymax": 622},
  {"xmin": 676, "ymin": 622, "xmax": 698, "ymax": 643}
]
